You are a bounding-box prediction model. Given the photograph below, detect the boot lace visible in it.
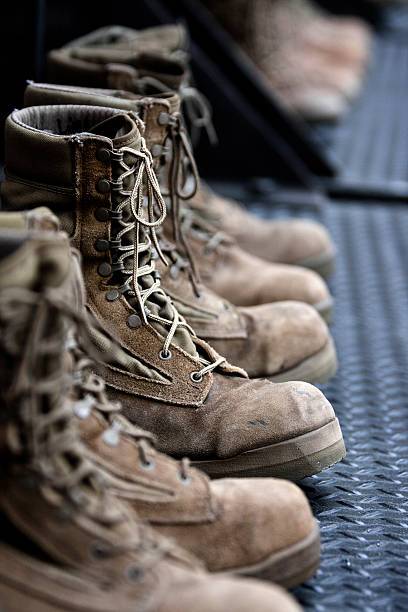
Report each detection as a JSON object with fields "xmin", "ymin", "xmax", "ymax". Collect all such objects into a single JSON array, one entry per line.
[
  {"xmin": 157, "ymin": 112, "xmax": 230, "ymax": 260},
  {"xmin": 69, "ymin": 330, "xmax": 193, "ymax": 484},
  {"xmin": 107, "ymin": 136, "xmax": 225, "ymax": 377},
  {"xmin": 0, "ymin": 288, "xmax": 173, "ymax": 572}
]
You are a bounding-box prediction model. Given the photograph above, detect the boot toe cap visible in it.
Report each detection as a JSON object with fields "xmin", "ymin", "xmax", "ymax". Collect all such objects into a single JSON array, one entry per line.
[
  {"xmin": 210, "ymin": 477, "xmax": 316, "ymax": 566},
  {"xmin": 240, "ymin": 301, "xmax": 330, "ymax": 377},
  {"xmin": 258, "ymin": 263, "xmax": 331, "ymax": 307}
]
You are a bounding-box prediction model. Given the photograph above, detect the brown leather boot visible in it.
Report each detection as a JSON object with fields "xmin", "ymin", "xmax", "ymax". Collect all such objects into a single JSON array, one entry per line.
[
  {"xmin": 22, "ymin": 82, "xmax": 338, "ymax": 385},
  {"xmin": 45, "ymin": 26, "xmax": 338, "ymax": 282},
  {"xmin": 23, "ymin": 79, "xmax": 334, "ymax": 326},
  {"xmin": 203, "ymin": 0, "xmax": 370, "ymax": 119},
  {"xmin": 0, "ymin": 209, "xmax": 320, "ymax": 588},
  {"xmin": 189, "ymin": 182, "xmax": 336, "ymax": 277},
  {"xmin": 0, "ymin": 229, "xmax": 306, "ymax": 612},
  {"xmin": 2, "ymin": 104, "xmax": 345, "ymax": 480}
]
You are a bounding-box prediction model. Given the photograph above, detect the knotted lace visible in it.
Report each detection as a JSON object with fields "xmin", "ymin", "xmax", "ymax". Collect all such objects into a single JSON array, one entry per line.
[
  {"xmin": 0, "ymin": 287, "xmax": 173, "ymax": 570},
  {"xmin": 157, "ymin": 110, "xmax": 229, "ymax": 275},
  {"xmin": 180, "ymin": 84, "xmax": 218, "ymax": 147},
  {"xmin": 108, "ymin": 136, "xmax": 226, "ymax": 377},
  {"xmin": 162, "ymin": 111, "xmax": 202, "ymax": 295}
]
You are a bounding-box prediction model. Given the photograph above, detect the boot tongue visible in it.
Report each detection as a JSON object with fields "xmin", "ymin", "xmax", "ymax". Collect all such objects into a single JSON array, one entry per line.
[{"xmin": 90, "ymin": 114, "xmax": 198, "ymax": 358}]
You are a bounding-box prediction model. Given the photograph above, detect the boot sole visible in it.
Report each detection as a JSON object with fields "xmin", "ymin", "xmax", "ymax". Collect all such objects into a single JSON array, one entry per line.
[
  {"xmin": 265, "ymin": 335, "xmax": 338, "ymax": 385},
  {"xmin": 218, "ymin": 522, "xmax": 320, "ymax": 588},
  {"xmin": 297, "ymin": 246, "xmax": 336, "ymax": 279},
  {"xmin": 314, "ymin": 295, "xmax": 333, "ymax": 325},
  {"xmin": 192, "ymin": 418, "xmax": 346, "ymax": 480}
]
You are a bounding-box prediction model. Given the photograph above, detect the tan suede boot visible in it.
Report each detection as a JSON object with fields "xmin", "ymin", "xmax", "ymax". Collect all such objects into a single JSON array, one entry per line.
[
  {"xmin": 188, "ymin": 182, "xmax": 336, "ymax": 277},
  {"xmin": 45, "ymin": 26, "xmax": 339, "ymax": 279},
  {"xmin": 1, "ymin": 104, "xmax": 345, "ymax": 480},
  {"xmin": 22, "ymin": 82, "xmax": 337, "ymax": 385},
  {"xmin": 0, "ymin": 229, "xmax": 306, "ymax": 612},
  {"xmin": 0, "ymin": 209, "xmax": 320, "ymax": 587},
  {"xmin": 204, "ymin": 0, "xmax": 370, "ymax": 119},
  {"xmin": 179, "ymin": 201, "xmax": 334, "ymax": 323},
  {"xmin": 288, "ymin": 0, "xmax": 372, "ymax": 66}
]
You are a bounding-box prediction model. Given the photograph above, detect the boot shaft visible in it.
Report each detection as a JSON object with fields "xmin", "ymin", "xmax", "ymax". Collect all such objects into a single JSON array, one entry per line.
[{"xmin": 2, "ymin": 104, "xmax": 240, "ymax": 406}]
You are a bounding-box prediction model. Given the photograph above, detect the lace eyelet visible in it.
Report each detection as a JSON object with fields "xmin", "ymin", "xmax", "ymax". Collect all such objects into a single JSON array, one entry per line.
[
  {"xmin": 102, "ymin": 428, "xmax": 120, "ymax": 447},
  {"xmin": 169, "ymin": 264, "xmax": 179, "ymax": 280},
  {"xmin": 139, "ymin": 458, "xmax": 155, "ymax": 471},
  {"xmin": 151, "ymin": 143, "xmax": 162, "ymax": 157},
  {"xmin": 178, "ymin": 473, "xmax": 192, "ymax": 485},
  {"xmin": 106, "ymin": 289, "xmax": 120, "ymax": 302},
  {"xmin": 127, "ymin": 565, "xmax": 143, "ymax": 582},
  {"xmin": 158, "ymin": 112, "xmax": 169, "ymax": 126},
  {"xmin": 190, "ymin": 371, "xmax": 203, "ymax": 383},
  {"xmin": 90, "ymin": 541, "xmax": 110, "ymax": 560},
  {"xmin": 159, "ymin": 349, "xmax": 172, "ymax": 361},
  {"xmin": 97, "ymin": 262, "xmax": 112, "ymax": 278},
  {"xmin": 96, "ymin": 179, "xmax": 111, "ymax": 194},
  {"xmin": 96, "ymin": 148, "xmax": 111, "ymax": 163}
]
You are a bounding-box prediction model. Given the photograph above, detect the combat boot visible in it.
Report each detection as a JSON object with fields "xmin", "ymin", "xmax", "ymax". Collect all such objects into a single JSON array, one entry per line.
[
  {"xmin": 22, "ymin": 81, "xmax": 338, "ymax": 385},
  {"xmin": 0, "ymin": 208, "xmax": 321, "ymax": 587},
  {"xmin": 2, "ymin": 104, "xmax": 345, "ymax": 480},
  {"xmin": 46, "ymin": 25, "xmax": 338, "ymax": 284},
  {"xmin": 0, "ymin": 228, "xmax": 307, "ymax": 612}
]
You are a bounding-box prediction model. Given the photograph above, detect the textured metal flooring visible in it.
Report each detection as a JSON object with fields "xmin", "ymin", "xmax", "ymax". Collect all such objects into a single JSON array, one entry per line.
[
  {"xmin": 211, "ymin": 194, "xmax": 408, "ymax": 612},
  {"xmin": 314, "ymin": 18, "xmax": 408, "ymax": 193}
]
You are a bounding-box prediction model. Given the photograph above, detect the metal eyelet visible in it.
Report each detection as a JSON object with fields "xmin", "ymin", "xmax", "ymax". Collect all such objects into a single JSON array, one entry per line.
[
  {"xmin": 190, "ymin": 371, "xmax": 203, "ymax": 383},
  {"xmin": 126, "ymin": 314, "xmax": 142, "ymax": 329},
  {"xmin": 94, "ymin": 207, "xmax": 110, "ymax": 222},
  {"xmin": 94, "ymin": 238, "xmax": 110, "ymax": 252},
  {"xmin": 73, "ymin": 394, "xmax": 95, "ymax": 419},
  {"xmin": 102, "ymin": 427, "xmax": 121, "ymax": 448},
  {"xmin": 90, "ymin": 541, "xmax": 110, "ymax": 560},
  {"xmin": 151, "ymin": 143, "xmax": 163, "ymax": 157},
  {"xmin": 106, "ymin": 289, "xmax": 120, "ymax": 302},
  {"xmin": 169, "ymin": 265, "xmax": 179, "ymax": 280},
  {"xmin": 158, "ymin": 112, "xmax": 169, "ymax": 126},
  {"xmin": 96, "ymin": 179, "xmax": 111, "ymax": 194},
  {"xmin": 127, "ymin": 565, "xmax": 143, "ymax": 582},
  {"xmin": 178, "ymin": 473, "xmax": 192, "ymax": 485},
  {"xmin": 158, "ymin": 349, "xmax": 172, "ymax": 360},
  {"xmin": 97, "ymin": 262, "xmax": 112, "ymax": 277},
  {"xmin": 139, "ymin": 458, "xmax": 155, "ymax": 471},
  {"xmin": 96, "ymin": 148, "xmax": 111, "ymax": 163}
]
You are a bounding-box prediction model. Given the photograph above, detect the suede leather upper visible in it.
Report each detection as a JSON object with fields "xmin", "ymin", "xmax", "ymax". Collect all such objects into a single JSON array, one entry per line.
[
  {"xmin": 1, "ymin": 104, "xmax": 337, "ymax": 467},
  {"xmin": 21, "ymin": 82, "xmax": 333, "ymax": 380}
]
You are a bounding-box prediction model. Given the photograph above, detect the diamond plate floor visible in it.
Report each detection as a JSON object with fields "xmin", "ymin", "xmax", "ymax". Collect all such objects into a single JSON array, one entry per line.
[
  {"xmin": 314, "ymin": 15, "xmax": 408, "ymax": 193},
  {"xmin": 212, "ymin": 192, "xmax": 408, "ymax": 611}
]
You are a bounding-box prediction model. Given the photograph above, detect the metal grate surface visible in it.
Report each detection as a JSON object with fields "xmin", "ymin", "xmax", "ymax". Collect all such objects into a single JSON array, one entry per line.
[
  {"xmin": 222, "ymin": 193, "xmax": 408, "ymax": 611},
  {"xmin": 314, "ymin": 19, "xmax": 408, "ymax": 193}
]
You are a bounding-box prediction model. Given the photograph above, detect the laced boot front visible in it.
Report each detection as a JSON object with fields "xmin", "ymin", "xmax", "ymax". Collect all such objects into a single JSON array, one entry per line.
[
  {"xmin": 45, "ymin": 24, "xmax": 338, "ymax": 277},
  {"xmin": 22, "ymin": 81, "xmax": 337, "ymax": 385},
  {"xmin": 2, "ymin": 104, "xmax": 345, "ymax": 482},
  {"xmin": 0, "ymin": 229, "xmax": 201, "ymax": 611},
  {"xmin": 0, "ymin": 228, "xmax": 307, "ymax": 612},
  {"xmin": 0, "ymin": 206, "xmax": 322, "ymax": 587}
]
